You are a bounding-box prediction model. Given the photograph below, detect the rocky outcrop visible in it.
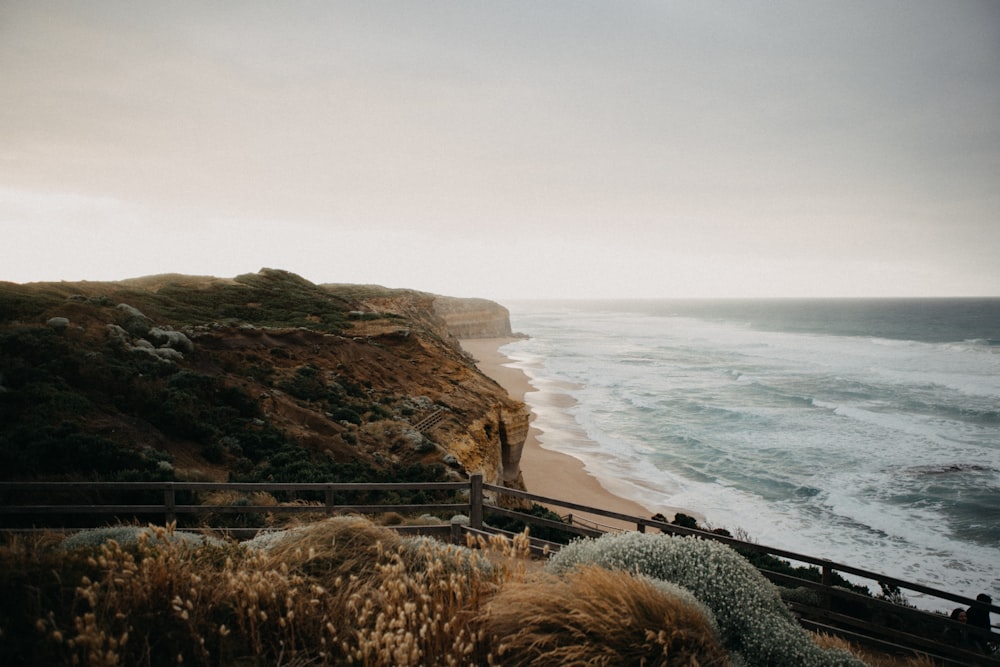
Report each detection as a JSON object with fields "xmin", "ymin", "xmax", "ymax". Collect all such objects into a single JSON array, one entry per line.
[
  {"xmin": 432, "ymin": 296, "xmax": 515, "ymax": 339},
  {"xmin": 105, "ymin": 305, "xmax": 196, "ymax": 363},
  {"xmin": 46, "ymin": 317, "xmax": 70, "ymax": 331},
  {"xmin": 147, "ymin": 327, "xmax": 194, "ymax": 354}
]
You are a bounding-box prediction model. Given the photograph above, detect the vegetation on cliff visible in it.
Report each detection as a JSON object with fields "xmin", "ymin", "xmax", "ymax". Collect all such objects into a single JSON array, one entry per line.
[{"xmin": 0, "ymin": 269, "xmax": 527, "ymax": 499}]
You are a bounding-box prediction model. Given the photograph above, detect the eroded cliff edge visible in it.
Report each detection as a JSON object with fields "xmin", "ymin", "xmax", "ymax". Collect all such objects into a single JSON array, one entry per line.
[
  {"xmin": 431, "ymin": 296, "xmax": 514, "ymax": 339},
  {"xmin": 0, "ymin": 269, "xmax": 530, "ymax": 493}
]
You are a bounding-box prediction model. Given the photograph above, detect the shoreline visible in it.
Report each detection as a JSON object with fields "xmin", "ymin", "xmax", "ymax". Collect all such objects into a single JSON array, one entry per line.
[{"xmin": 460, "ymin": 337, "xmax": 695, "ymax": 531}]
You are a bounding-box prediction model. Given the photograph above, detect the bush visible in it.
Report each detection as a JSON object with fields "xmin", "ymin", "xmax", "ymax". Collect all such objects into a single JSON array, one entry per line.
[
  {"xmin": 245, "ymin": 515, "xmax": 404, "ymax": 579},
  {"xmin": 3, "ymin": 518, "xmax": 506, "ymax": 666},
  {"xmin": 545, "ymin": 532, "xmax": 865, "ymax": 667},
  {"xmin": 482, "ymin": 565, "xmax": 729, "ymax": 666},
  {"xmin": 278, "ymin": 365, "xmax": 327, "ymax": 401},
  {"xmin": 330, "ymin": 406, "xmax": 362, "ymax": 425},
  {"xmin": 0, "ymin": 421, "xmax": 161, "ymax": 479},
  {"xmin": 60, "ymin": 525, "xmax": 226, "ymax": 551}
]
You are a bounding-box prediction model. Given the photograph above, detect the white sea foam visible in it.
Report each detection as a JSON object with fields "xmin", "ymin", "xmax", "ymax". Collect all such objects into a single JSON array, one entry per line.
[{"xmin": 502, "ymin": 300, "xmax": 1000, "ymax": 611}]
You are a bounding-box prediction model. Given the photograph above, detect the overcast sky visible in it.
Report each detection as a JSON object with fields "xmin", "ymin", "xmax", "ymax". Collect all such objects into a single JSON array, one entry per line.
[{"xmin": 2, "ymin": 1, "xmax": 998, "ymax": 299}]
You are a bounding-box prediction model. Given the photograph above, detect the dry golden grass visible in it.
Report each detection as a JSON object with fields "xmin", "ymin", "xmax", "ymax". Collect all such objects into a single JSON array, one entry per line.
[
  {"xmin": 480, "ymin": 564, "xmax": 730, "ymax": 666},
  {"xmin": 5, "ymin": 519, "xmax": 524, "ymax": 666},
  {"xmin": 255, "ymin": 514, "xmax": 404, "ymax": 579}
]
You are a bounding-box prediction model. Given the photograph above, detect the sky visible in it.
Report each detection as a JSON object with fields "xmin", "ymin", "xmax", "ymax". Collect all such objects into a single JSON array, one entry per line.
[{"xmin": 2, "ymin": 1, "xmax": 999, "ymax": 300}]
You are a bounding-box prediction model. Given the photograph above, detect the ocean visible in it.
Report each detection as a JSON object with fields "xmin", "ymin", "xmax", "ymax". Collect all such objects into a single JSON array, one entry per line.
[{"xmin": 500, "ymin": 298, "xmax": 1000, "ymax": 611}]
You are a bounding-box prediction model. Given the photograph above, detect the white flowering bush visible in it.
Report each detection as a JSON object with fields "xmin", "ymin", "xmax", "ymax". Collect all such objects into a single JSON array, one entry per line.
[
  {"xmin": 60, "ymin": 525, "xmax": 226, "ymax": 551},
  {"xmin": 241, "ymin": 526, "xmax": 296, "ymax": 551},
  {"xmin": 646, "ymin": 576, "xmax": 722, "ymax": 640},
  {"xmin": 546, "ymin": 532, "xmax": 865, "ymax": 667}
]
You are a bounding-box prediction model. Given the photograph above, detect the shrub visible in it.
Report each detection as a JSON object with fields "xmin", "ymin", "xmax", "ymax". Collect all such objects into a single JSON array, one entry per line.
[
  {"xmin": 545, "ymin": 532, "xmax": 865, "ymax": 667},
  {"xmin": 0, "ymin": 421, "xmax": 161, "ymax": 480},
  {"xmin": 482, "ymin": 565, "xmax": 729, "ymax": 666},
  {"xmin": 4, "ymin": 518, "xmax": 513, "ymax": 666},
  {"xmin": 331, "ymin": 406, "xmax": 362, "ymax": 425},
  {"xmin": 247, "ymin": 517, "xmax": 504, "ymax": 665},
  {"xmin": 245, "ymin": 515, "xmax": 404, "ymax": 579},
  {"xmin": 59, "ymin": 525, "xmax": 226, "ymax": 551},
  {"xmin": 278, "ymin": 365, "xmax": 327, "ymax": 402}
]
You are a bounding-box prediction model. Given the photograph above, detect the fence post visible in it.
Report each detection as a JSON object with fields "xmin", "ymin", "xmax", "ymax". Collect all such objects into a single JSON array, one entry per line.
[
  {"xmin": 469, "ymin": 474, "xmax": 483, "ymax": 530},
  {"xmin": 821, "ymin": 560, "xmax": 833, "ymax": 609},
  {"xmin": 325, "ymin": 488, "xmax": 335, "ymax": 514},
  {"xmin": 164, "ymin": 484, "xmax": 176, "ymax": 526}
]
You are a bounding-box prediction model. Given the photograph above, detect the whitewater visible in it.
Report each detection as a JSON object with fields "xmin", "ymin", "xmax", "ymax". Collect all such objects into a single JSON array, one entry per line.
[{"xmin": 501, "ymin": 299, "xmax": 1000, "ymax": 611}]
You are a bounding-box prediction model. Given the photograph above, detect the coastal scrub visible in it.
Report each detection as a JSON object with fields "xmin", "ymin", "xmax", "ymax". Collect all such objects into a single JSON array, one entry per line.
[
  {"xmin": 545, "ymin": 531, "xmax": 866, "ymax": 667},
  {"xmin": 482, "ymin": 564, "xmax": 729, "ymax": 666}
]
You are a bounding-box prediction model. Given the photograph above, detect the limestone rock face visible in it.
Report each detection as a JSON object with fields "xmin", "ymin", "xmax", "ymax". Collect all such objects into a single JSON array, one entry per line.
[{"xmin": 432, "ymin": 296, "xmax": 514, "ymax": 339}]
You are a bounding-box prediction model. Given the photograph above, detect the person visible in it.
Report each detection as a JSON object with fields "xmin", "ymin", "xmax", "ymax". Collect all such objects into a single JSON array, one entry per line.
[
  {"xmin": 944, "ymin": 607, "xmax": 969, "ymax": 648},
  {"xmin": 967, "ymin": 593, "xmax": 995, "ymax": 654}
]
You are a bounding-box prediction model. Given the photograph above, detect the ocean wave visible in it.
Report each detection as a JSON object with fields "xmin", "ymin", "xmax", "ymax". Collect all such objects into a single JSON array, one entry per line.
[{"xmin": 507, "ymin": 301, "xmax": 1000, "ymax": 606}]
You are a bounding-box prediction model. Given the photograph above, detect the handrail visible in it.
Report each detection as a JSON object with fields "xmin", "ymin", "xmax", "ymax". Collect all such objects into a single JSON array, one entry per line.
[
  {"xmin": 561, "ymin": 513, "xmax": 627, "ymax": 534},
  {"xmin": 0, "ymin": 481, "xmax": 465, "ymax": 492},
  {"xmin": 0, "ymin": 480, "xmax": 470, "ymax": 527}
]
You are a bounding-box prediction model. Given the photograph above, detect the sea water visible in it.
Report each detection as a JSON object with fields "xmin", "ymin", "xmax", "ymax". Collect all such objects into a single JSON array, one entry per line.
[{"xmin": 501, "ymin": 299, "xmax": 1000, "ymax": 610}]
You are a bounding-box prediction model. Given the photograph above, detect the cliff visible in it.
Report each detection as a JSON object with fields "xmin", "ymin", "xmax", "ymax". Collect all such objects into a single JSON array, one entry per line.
[
  {"xmin": 431, "ymin": 296, "xmax": 515, "ymax": 339},
  {"xmin": 0, "ymin": 269, "xmax": 530, "ymax": 494}
]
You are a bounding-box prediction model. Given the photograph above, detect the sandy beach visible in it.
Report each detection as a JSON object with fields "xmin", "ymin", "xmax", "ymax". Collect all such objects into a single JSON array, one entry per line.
[{"xmin": 460, "ymin": 338, "xmax": 691, "ymax": 531}]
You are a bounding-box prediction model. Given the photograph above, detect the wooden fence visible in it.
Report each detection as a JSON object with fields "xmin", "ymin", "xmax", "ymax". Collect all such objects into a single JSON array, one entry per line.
[{"xmin": 1, "ymin": 474, "xmax": 997, "ymax": 666}]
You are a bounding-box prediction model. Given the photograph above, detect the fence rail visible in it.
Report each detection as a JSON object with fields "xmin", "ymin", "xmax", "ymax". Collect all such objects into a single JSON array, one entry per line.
[{"xmin": 1, "ymin": 475, "xmax": 997, "ymax": 665}]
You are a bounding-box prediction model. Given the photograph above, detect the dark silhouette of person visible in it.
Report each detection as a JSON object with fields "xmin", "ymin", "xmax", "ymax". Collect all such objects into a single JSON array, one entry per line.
[
  {"xmin": 967, "ymin": 593, "xmax": 994, "ymax": 654},
  {"xmin": 944, "ymin": 607, "xmax": 969, "ymax": 648}
]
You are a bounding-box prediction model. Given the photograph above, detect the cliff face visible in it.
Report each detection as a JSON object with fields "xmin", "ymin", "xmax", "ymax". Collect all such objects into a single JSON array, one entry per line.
[
  {"xmin": 0, "ymin": 270, "xmax": 530, "ymax": 491},
  {"xmin": 431, "ymin": 296, "xmax": 514, "ymax": 339}
]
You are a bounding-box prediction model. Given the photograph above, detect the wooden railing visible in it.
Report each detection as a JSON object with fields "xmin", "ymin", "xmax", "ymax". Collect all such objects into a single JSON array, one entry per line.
[
  {"xmin": 0, "ymin": 479, "xmax": 468, "ymax": 526},
  {"xmin": 2, "ymin": 475, "xmax": 997, "ymax": 666}
]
